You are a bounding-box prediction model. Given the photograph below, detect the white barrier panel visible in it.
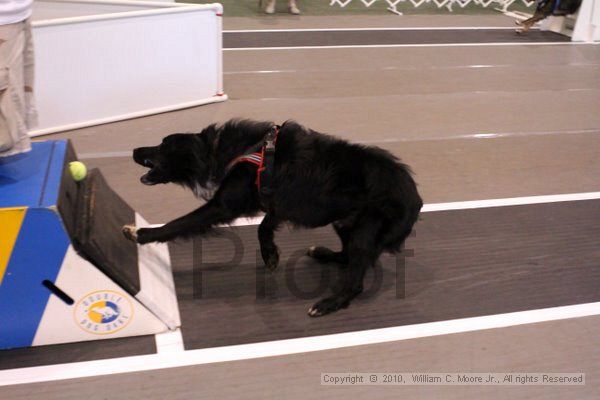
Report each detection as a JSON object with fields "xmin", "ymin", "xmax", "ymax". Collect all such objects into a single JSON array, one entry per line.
[{"xmin": 31, "ymin": 1, "xmax": 226, "ymax": 136}]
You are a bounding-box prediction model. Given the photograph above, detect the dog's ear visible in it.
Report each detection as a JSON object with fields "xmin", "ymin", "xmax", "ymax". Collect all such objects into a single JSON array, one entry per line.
[
  {"xmin": 192, "ymin": 131, "xmax": 210, "ymax": 157},
  {"xmin": 188, "ymin": 132, "xmax": 212, "ymax": 178},
  {"xmin": 197, "ymin": 123, "xmax": 218, "ymax": 142},
  {"xmin": 192, "ymin": 132, "xmax": 207, "ymax": 146}
]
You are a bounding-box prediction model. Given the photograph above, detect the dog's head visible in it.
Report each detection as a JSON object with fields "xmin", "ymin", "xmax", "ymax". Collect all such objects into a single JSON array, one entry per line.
[{"xmin": 133, "ymin": 133, "xmax": 211, "ymax": 188}]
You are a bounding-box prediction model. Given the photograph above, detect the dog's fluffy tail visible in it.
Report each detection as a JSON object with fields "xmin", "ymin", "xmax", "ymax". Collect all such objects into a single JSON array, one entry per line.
[
  {"xmin": 367, "ymin": 157, "xmax": 423, "ymax": 253},
  {"xmin": 378, "ymin": 200, "xmax": 422, "ymax": 253}
]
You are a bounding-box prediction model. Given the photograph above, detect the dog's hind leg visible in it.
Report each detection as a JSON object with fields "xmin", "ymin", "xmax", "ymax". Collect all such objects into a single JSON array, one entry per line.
[
  {"xmin": 516, "ymin": 16, "xmax": 538, "ymax": 33},
  {"xmin": 259, "ymin": 214, "xmax": 281, "ymax": 271},
  {"xmin": 307, "ymin": 221, "xmax": 350, "ymax": 265},
  {"xmin": 516, "ymin": 9, "xmax": 548, "ymax": 33},
  {"xmin": 308, "ymin": 216, "xmax": 382, "ymax": 317}
]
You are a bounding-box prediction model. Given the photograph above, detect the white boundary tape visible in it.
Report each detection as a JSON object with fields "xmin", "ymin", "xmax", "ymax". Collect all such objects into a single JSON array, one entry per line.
[
  {"xmin": 76, "ymin": 129, "xmax": 600, "ymax": 160},
  {"xmin": 421, "ymin": 191, "xmax": 600, "ymax": 211},
  {"xmin": 224, "ymin": 42, "xmax": 597, "ymax": 51},
  {"xmin": 223, "ymin": 26, "xmax": 583, "ymax": 53},
  {"xmin": 216, "ymin": 191, "xmax": 600, "ymax": 227},
  {"xmin": 223, "ymin": 27, "xmax": 535, "ymax": 32},
  {"xmin": 1, "ymin": 302, "xmax": 599, "ymax": 386}
]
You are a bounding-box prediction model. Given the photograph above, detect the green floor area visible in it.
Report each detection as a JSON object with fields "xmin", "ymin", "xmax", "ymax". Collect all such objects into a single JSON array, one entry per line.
[{"xmin": 179, "ymin": 0, "xmax": 533, "ymax": 17}]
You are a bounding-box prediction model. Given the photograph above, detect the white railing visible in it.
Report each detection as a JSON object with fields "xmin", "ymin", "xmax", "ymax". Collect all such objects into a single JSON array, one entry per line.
[{"xmin": 330, "ymin": 0, "xmax": 536, "ymax": 14}]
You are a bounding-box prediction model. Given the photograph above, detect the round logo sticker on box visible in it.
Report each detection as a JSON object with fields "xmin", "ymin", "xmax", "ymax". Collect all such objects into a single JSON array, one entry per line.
[{"xmin": 74, "ymin": 290, "xmax": 133, "ymax": 334}]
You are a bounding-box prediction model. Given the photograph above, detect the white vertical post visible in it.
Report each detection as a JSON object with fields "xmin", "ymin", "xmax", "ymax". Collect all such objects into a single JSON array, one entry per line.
[{"xmin": 571, "ymin": 0, "xmax": 600, "ymax": 41}]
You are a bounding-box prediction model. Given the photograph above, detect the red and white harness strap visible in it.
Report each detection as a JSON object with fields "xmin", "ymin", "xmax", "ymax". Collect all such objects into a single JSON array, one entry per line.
[
  {"xmin": 232, "ymin": 150, "xmax": 267, "ymax": 189},
  {"xmin": 235, "ymin": 152, "xmax": 263, "ymax": 167},
  {"xmin": 229, "ymin": 125, "xmax": 280, "ymax": 191}
]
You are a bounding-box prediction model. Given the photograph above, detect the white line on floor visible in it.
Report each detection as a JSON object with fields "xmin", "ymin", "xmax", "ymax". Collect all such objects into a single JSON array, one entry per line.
[
  {"xmin": 224, "ymin": 42, "xmax": 593, "ymax": 51},
  {"xmin": 76, "ymin": 129, "xmax": 600, "ymax": 160},
  {"xmin": 357, "ymin": 128, "xmax": 600, "ymax": 144},
  {"xmin": 421, "ymin": 191, "xmax": 600, "ymax": 212},
  {"xmin": 223, "ymin": 27, "xmax": 533, "ymax": 33},
  {"xmin": 251, "ymin": 87, "xmax": 596, "ymax": 103},
  {"xmin": 223, "ymin": 62, "xmax": 600, "ymax": 75},
  {"xmin": 146, "ymin": 192, "xmax": 600, "ymax": 228},
  {"xmin": 1, "ymin": 302, "xmax": 599, "ymax": 387}
]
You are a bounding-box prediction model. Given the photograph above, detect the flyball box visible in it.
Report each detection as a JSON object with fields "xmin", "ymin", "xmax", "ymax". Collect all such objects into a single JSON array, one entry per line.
[{"xmin": 0, "ymin": 140, "xmax": 180, "ymax": 349}]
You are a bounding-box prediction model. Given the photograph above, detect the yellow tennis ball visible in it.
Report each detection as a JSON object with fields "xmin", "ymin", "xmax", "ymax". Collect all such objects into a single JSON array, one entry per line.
[{"xmin": 69, "ymin": 161, "xmax": 87, "ymax": 181}]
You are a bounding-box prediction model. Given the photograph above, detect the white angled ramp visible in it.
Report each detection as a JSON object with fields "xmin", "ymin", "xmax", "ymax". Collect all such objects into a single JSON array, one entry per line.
[{"xmin": 135, "ymin": 214, "xmax": 181, "ymax": 330}]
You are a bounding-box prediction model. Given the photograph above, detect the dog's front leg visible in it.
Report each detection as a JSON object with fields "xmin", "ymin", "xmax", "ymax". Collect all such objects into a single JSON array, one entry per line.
[
  {"xmin": 124, "ymin": 203, "xmax": 234, "ymax": 244},
  {"xmin": 124, "ymin": 168, "xmax": 260, "ymax": 244},
  {"xmin": 258, "ymin": 214, "xmax": 280, "ymax": 271}
]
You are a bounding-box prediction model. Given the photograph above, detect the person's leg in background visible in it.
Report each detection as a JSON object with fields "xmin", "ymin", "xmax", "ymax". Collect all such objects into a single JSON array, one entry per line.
[
  {"xmin": 264, "ymin": 0, "xmax": 301, "ymax": 15},
  {"xmin": 0, "ymin": 19, "xmax": 36, "ymax": 158},
  {"xmin": 23, "ymin": 19, "xmax": 37, "ymax": 135}
]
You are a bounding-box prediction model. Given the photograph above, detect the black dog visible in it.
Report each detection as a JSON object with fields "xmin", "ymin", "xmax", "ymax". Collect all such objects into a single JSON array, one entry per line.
[
  {"xmin": 123, "ymin": 119, "xmax": 422, "ymax": 316},
  {"xmin": 516, "ymin": 0, "xmax": 581, "ymax": 33}
]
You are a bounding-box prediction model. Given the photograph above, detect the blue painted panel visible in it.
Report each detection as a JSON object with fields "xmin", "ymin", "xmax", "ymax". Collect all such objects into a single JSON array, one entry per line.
[
  {"xmin": 0, "ymin": 140, "xmax": 67, "ymax": 208},
  {"xmin": 0, "ymin": 208, "xmax": 69, "ymax": 349}
]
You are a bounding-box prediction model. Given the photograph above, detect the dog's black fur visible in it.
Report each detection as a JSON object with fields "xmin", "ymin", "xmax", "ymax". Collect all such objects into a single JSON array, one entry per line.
[
  {"xmin": 125, "ymin": 119, "xmax": 422, "ymax": 316},
  {"xmin": 516, "ymin": 0, "xmax": 581, "ymax": 33}
]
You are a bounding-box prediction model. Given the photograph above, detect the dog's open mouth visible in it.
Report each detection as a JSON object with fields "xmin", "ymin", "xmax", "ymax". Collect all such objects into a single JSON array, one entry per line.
[{"xmin": 140, "ymin": 158, "xmax": 157, "ymax": 185}]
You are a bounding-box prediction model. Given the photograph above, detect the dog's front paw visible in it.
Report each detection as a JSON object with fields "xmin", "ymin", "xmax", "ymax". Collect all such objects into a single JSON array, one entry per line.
[
  {"xmin": 514, "ymin": 21, "xmax": 526, "ymax": 34},
  {"xmin": 307, "ymin": 295, "xmax": 350, "ymax": 317},
  {"xmin": 122, "ymin": 224, "xmax": 139, "ymax": 242},
  {"xmin": 307, "ymin": 246, "xmax": 348, "ymax": 265},
  {"xmin": 307, "ymin": 245, "xmax": 323, "ymax": 259},
  {"xmin": 262, "ymin": 247, "xmax": 280, "ymax": 272},
  {"xmin": 308, "ymin": 246, "xmax": 334, "ymax": 262}
]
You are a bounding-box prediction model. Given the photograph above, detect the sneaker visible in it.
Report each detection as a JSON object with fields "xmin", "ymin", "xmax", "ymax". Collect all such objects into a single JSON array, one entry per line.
[
  {"xmin": 265, "ymin": 0, "xmax": 276, "ymax": 14},
  {"xmin": 288, "ymin": 0, "xmax": 300, "ymax": 14}
]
